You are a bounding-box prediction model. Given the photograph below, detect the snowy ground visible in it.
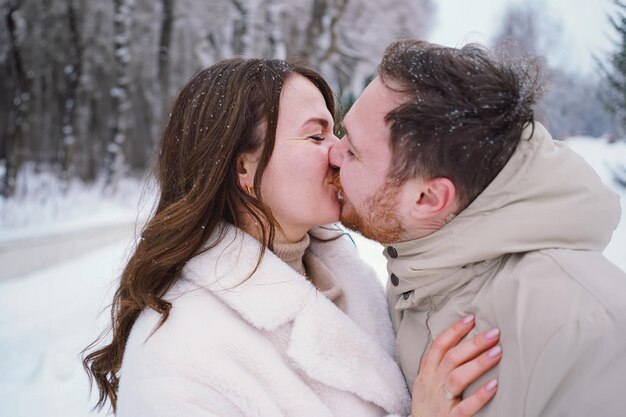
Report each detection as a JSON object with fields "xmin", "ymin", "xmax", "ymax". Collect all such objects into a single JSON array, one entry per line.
[
  {"xmin": 0, "ymin": 137, "xmax": 625, "ymax": 417},
  {"xmin": 0, "ymin": 242, "xmax": 128, "ymax": 417}
]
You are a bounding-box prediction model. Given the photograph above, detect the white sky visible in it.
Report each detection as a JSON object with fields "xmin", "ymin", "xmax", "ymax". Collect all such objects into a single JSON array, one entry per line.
[{"xmin": 428, "ymin": 0, "xmax": 619, "ymax": 78}]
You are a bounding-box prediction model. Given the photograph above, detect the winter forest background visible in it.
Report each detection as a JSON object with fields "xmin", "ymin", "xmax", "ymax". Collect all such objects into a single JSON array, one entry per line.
[
  {"xmin": 1, "ymin": 0, "xmax": 626, "ymax": 416},
  {"xmin": 1, "ymin": 0, "xmax": 624, "ymax": 201}
]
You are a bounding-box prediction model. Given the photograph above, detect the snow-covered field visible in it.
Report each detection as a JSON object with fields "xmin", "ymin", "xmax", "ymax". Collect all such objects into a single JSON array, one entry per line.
[
  {"xmin": 0, "ymin": 241, "xmax": 128, "ymax": 417},
  {"xmin": 0, "ymin": 137, "xmax": 625, "ymax": 417}
]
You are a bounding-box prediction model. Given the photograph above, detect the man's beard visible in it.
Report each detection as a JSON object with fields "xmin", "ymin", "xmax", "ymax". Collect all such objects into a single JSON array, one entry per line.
[{"xmin": 335, "ymin": 174, "xmax": 405, "ymax": 244}]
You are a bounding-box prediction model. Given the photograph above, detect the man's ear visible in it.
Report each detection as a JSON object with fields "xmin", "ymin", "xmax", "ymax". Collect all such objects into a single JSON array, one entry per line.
[
  {"xmin": 237, "ymin": 152, "xmax": 259, "ymax": 191},
  {"xmin": 409, "ymin": 177, "xmax": 457, "ymax": 220}
]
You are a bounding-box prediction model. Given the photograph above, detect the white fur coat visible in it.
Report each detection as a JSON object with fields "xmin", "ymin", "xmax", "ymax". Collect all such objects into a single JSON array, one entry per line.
[{"xmin": 116, "ymin": 224, "xmax": 411, "ymax": 416}]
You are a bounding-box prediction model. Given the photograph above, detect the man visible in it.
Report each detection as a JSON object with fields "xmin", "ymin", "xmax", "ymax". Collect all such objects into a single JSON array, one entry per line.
[{"xmin": 330, "ymin": 39, "xmax": 626, "ymax": 416}]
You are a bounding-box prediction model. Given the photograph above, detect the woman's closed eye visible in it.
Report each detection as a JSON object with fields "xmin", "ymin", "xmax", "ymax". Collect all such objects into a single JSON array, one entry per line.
[{"xmin": 307, "ymin": 134, "xmax": 326, "ymax": 142}]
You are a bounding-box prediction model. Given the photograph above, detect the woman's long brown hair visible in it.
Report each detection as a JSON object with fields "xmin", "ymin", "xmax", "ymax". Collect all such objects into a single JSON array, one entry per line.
[{"xmin": 82, "ymin": 58, "xmax": 335, "ymax": 412}]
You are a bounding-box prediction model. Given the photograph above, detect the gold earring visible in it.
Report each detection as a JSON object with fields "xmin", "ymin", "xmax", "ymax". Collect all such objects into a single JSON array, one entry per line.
[{"xmin": 246, "ymin": 185, "xmax": 252, "ymax": 196}]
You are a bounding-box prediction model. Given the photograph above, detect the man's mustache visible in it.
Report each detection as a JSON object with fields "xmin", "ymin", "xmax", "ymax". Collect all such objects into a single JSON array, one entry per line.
[{"xmin": 332, "ymin": 170, "xmax": 343, "ymax": 191}]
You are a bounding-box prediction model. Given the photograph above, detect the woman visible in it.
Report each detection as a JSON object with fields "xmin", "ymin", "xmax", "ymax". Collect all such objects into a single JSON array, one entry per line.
[{"xmin": 83, "ymin": 58, "xmax": 501, "ymax": 417}]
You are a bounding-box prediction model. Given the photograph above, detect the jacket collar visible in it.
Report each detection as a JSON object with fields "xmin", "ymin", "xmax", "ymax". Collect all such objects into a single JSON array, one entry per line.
[
  {"xmin": 184, "ymin": 224, "xmax": 312, "ymax": 331},
  {"xmin": 183, "ymin": 223, "xmax": 410, "ymax": 415}
]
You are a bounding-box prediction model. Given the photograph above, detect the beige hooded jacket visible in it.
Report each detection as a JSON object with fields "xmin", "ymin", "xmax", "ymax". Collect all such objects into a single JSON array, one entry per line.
[{"xmin": 387, "ymin": 123, "xmax": 626, "ymax": 417}]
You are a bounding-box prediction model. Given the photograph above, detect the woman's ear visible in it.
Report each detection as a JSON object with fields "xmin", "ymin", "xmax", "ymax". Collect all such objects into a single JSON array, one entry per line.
[{"xmin": 237, "ymin": 152, "xmax": 259, "ymax": 192}]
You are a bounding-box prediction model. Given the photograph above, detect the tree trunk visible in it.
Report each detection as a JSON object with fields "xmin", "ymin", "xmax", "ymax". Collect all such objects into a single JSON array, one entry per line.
[
  {"xmin": 1, "ymin": 1, "xmax": 32, "ymax": 197},
  {"xmin": 106, "ymin": 0, "xmax": 132, "ymax": 189},
  {"xmin": 60, "ymin": 0, "xmax": 83, "ymax": 181},
  {"xmin": 158, "ymin": 0, "xmax": 172, "ymax": 92}
]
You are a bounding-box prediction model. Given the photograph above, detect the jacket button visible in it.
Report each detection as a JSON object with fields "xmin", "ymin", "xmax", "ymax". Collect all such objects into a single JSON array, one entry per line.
[
  {"xmin": 403, "ymin": 291, "xmax": 411, "ymax": 300},
  {"xmin": 390, "ymin": 273, "xmax": 400, "ymax": 286},
  {"xmin": 387, "ymin": 246, "xmax": 398, "ymax": 258}
]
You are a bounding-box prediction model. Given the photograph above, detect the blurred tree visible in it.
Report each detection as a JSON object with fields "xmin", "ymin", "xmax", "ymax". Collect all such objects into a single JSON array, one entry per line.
[
  {"xmin": 598, "ymin": 0, "xmax": 626, "ymax": 189},
  {"xmin": 493, "ymin": 1, "xmax": 614, "ymax": 139},
  {"xmin": 491, "ymin": 1, "xmax": 561, "ymax": 64},
  {"xmin": 599, "ymin": 0, "xmax": 626, "ymax": 134},
  {"xmin": 492, "ymin": 3, "xmax": 541, "ymax": 58},
  {"xmin": 539, "ymin": 69, "xmax": 614, "ymax": 139},
  {"xmin": 1, "ymin": 0, "xmax": 32, "ymax": 198}
]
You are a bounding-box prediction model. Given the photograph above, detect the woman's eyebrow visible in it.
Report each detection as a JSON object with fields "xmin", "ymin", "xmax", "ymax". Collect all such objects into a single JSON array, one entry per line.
[{"xmin": 299, "ymin": 117, "xmax": 330, "ymax": 133}]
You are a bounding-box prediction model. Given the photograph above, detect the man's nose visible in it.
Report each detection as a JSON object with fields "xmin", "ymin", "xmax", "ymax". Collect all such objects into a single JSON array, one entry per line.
[{"xmin": 329, "ymin": 137, "xmax": 346, "ymax": 169}]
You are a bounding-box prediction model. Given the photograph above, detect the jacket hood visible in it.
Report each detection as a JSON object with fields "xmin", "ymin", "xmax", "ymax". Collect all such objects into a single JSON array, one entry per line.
[{"xmin": 386, "ymin": 122, "xmax": 622, "ymax": 297}]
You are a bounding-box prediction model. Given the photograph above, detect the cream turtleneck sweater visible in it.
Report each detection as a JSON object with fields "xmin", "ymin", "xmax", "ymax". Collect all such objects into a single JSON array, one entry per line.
[{"xmin": 272, "ymin": 233, "xmax": 346, "ymax": 310}]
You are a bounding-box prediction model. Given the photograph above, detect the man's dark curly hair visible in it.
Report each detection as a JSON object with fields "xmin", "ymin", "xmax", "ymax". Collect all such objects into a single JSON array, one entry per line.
[{"xmin": 379, "ymin": 40, "xmax": 543, "ymax": 209}]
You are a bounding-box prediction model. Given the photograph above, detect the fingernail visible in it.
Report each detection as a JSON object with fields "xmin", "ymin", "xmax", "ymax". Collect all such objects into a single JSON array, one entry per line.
[
  {"xmin": 488, "ymin": 345, "xmax": 502, "ymax": 358},
  {"xmin": 485, "ymin": 328, "xmax": 500, "ymax": 339},
  {"xmin": 462, "ymin": 314, "xmax": 475, "ymax": 324},
  {"xmin": 486, "ymin": 379, "xmax": 498, "ymax": 391}
]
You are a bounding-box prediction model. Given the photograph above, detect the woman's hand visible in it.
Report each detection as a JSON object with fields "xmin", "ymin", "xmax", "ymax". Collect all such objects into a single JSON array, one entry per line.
[{"xmin": 410, "ymin": 315, "xmax": 501, "ymax": 417}]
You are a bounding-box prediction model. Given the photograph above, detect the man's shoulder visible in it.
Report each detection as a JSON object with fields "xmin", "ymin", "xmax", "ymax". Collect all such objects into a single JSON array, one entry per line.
[
  {"xmin": 475, "ymin": 249, "xmax": 626, "ymax": 351},
  {"xmin": 476, "ymin": 250, "xmax": 626, "ymax": 407},
  {"xmin": 502, "ymin": 248, "xmax": 626, "ymax": 312}
]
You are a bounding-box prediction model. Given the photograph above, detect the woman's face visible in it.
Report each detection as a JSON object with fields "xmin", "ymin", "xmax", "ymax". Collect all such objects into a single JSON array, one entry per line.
[{"xmin": 259, "ymin": 74, "xmax": 340, "ymax": 241}]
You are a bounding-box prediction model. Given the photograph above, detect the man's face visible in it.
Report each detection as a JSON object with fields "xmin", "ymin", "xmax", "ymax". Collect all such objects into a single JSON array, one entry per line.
[{"xmin": 330, "ymin": 76, "xmax": 409, "ymax": 244}]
